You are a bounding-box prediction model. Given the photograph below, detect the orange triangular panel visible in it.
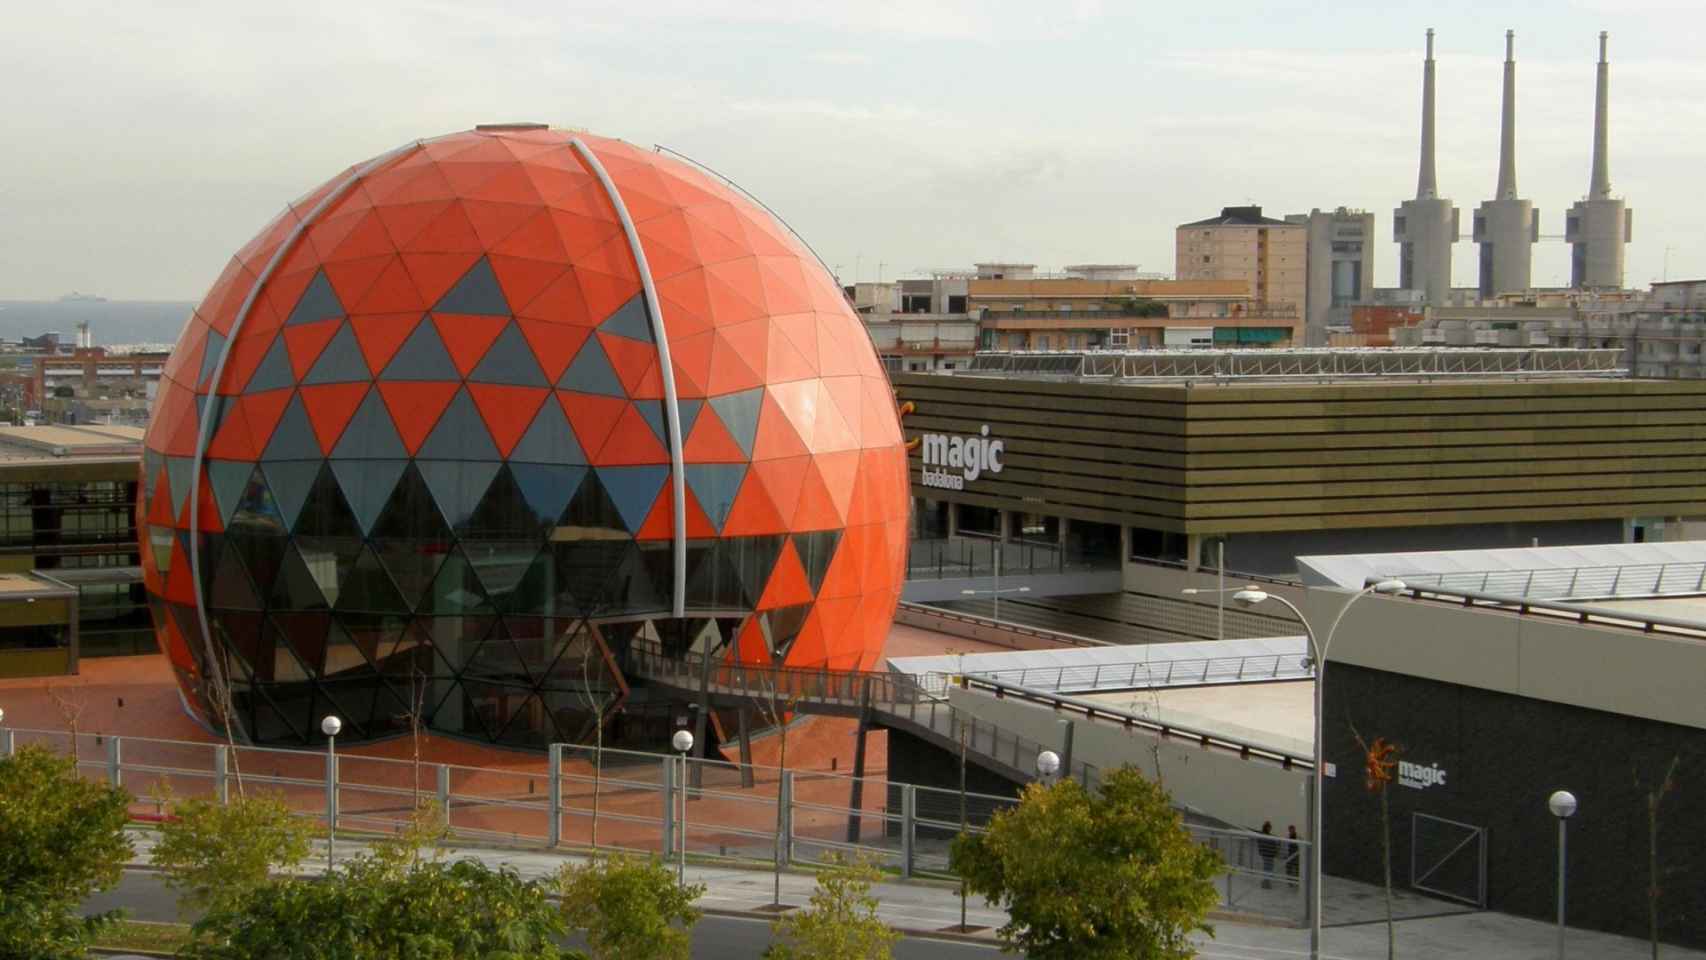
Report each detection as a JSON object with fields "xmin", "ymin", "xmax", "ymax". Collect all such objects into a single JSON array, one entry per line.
[
  {"xmin": 721, "ymin": 472, "xmax": 787, "ymax": 537},
  {"xmin": 813, "ymin": 451, "xmax": 861, "ymax": 525},
  {"xmin": 751, "ymin": 390, "xmax": 811, "ymax": 461},
  {"xmin": 350, "ymin": 312, "xmax": 425, "ymax": 373},
  {"xmin": 353, "ymin": 256, "xmax": 429, "ymax": 313},
  {"xmin": 240, "ymin": 388, "xmax": 295, "ymax": 454},
  {"xmin": 594, "ymin": 403, "xmax": 669, "ymax": 465},
  {"xmin": 757, "ymin": 539, "xmax": 814, "ymax": 610},
  {"xmin": 431, "ymin": 312, "xmax": 508, "ymax": 377},
  {"xmin": 515, "ymin": 317, "xmax": 589, "ymax": 383},
  {"xmin": 468, "ymin": 384, "xmax": 550, "ymax": 458},
  {"xmin": 735, "ymin": 617, "xmax": 769, "ymax": 664},
  {"xmin": 489, "ymin": 255, "xmax": 569, "ymax": 318},
  {"xmin": 790, "ymin": 459, "xmax": 844, "ymax": 530},
  {"xmin": 400, "ymin": 252, "xmax": 483, "ymax": 308},
  {"xmin": 397, "ymin": 200, "xmax": 481, "ymax": 253},
  {"xmin": 283, "ymin": 318, "xmax": 342, "ymax": 380},
  {"xmin": 682, "ymin": 406, "xmax": 747, "ymax": 462},
  {"xmin": 597, "ymin": 332, "xmax": 660, "ymax": 397},
  {"xmin": 557, "ymin": 391, "xmax": 628, "ymax": 461},
  {"xmin": 377, "ymin": 381, "xmax": 460, "ymax": 455},
  {"xmin": 299, "ymin": 382, "xmax": 371, "ymax": 454}
]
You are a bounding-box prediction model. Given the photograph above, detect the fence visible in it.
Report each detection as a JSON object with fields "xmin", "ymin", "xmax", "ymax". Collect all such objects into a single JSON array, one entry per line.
[
  {"xmin": 1397, "ymin": 560, "xmax": 1706, "ymax": 601},
  {"xmin": 1, "ymin": 724, "xmax": 1307, "ymax": 924},
  {"xmin": 943, "ymin": 651, "xmax": 1311, "ymax": 695}
]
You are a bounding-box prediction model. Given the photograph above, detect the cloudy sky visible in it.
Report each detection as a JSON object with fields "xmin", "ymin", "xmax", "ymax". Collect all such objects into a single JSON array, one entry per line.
[{"xmin": 2, "ymin": 0, "xmax": 1701, "ymax": 301}]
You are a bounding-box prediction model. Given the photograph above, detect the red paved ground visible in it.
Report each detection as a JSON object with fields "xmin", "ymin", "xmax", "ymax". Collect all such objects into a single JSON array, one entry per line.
[{"xmin": 1, "ymin": 619, "xmax": 1052, "ymax": 852}]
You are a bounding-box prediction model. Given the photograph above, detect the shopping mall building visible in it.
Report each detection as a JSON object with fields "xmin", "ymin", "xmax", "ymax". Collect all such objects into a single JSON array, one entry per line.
[{"xmin": 895, "ymin": 347, "xmax": 1706, "ymax": 583}]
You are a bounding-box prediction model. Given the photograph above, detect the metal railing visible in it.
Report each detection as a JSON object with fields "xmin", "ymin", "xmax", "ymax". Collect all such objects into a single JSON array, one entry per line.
[
  {"xmin": 0, "ymin": 724, "xmax": 1306, "ymax": 924},
  {"xmin": 943, "ymin": 651, "xmax": 1310, "ymax": 696},
  {"xmin": 906, "ymin": 537, "xmax": 1112, "ymax": 580},
  {"xmin": 1394, "ymin": 560, "xmax": 1706, "ymax": 601},
  {"xmin": 964, "ymin": 347, "xmax": 1628, "ymax": 382},
  {"xmin": 623, "ymin": 638, "xmax": 930, "ymax": 712},
  {"xmin": 1397, "ymin": 584, "xmax": 1706, "ymax": 640},
  {"xmin": 960, "ymin": 676, "xmax": 1313, "ymax": 770}
]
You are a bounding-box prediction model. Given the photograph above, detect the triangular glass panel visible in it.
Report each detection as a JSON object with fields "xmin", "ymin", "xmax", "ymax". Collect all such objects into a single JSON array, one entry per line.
[
  {"xmin": 468, "ymin": 323, "xmax": 547, "ymax": 386},
  {"xmin": 460, "ymin": 623, "xmax": 533, "ymax": 683},
  {"xmin": 493, "ymin": 690, "xmax": 555, "ymax": 748},
  {"xmin": 318, "ymin": 678, "xmax": 383, "ymax": 737},
  {"xmin": 761, "ymin": 603, "xmax": 814, "ymax": 662},
  {"xmin": 727, "ymin": 534, "xmax": 785, "ymax": 609},
  {"xmin": 311, "ymin": 685, "xmax": 370, "ymax": 739},
  {"xmin": 684, "ymin": 463, "xmax": 747, "ymax": 533},
  {"xmin": 249, "ymin": 689, "xmax": 304, "ymax": 743},
  {"xmin": 557, "ymin": 336, "xmax": 626, "ymax": 397},
  {"xmin": 197, "ymin": 329, "xmax": 227, "ymax": 390},
  {"xmin": 212, "ymin": 610, "xmax": 267, "ymax": 681},
  {"xmin": 685, "ymin": 541, "xmax": 742, "ymax": 610},
  {"xmin": 433, "ymin": 257, "xmax": 511, "ymax": 316},
  {"xmin": 231, "ymin": 466, "xmax": 287, "ymax": 534},
  {"xmin": 329, "ymin": 458, "xmax": 408, "ymax": 536},
  {"xmin": 463, "ymin": 465, "xmax": 549, "ymax": 540},
  {"xmin": 597, "ymin": 295, "xmax": 654, "ymax": 342},
  {"xmin": 208, "ymin": 543, "xmax": 263, "ymax": 611},
  {"xmin": 708, "ymin": 387, "xmax": 764, "ymax": 459},
  {"xmin": 676, "ymin": 398, "xmax": 703, "ymax": 439},
  {"xmin": 260, "ymin": 393, "xmax": 323, "ymax": 461},
  {"xmin": 557, "ymin": 470, "xmax": 628, "ymax": 539},
  {"xmin": 245, "ymin": 335, "xmax": 296, "ymax": 393},
  {"xmin": 419, "ymin": 543, "xmax": 494, "ymax": 616},
  {"xmin": 622, "ymin": 541, "xmax": 673, "ymax": 616},
  {"xmin": 634, "ymin": 400, "xmax": 669, "ymax": 448},
  {"xmin": 165, "ymin": 456, "xmax": 196, "ymax": 516},
  {"xmin": 290, "ymin": 463, "xmax": 363, "ymax": 539},
  {"xmin": 322, "ymin": 617, "xmax": 379, "ymax": 679},
  {"xmin": 373, "ymin": 538, "xmax": 449, "ymax": 613},
  {"xmin": 270, "ymin": 611, "xmax": 331, "ymax": 677},
  {"xmin": 301, "ymin": 323, "xmax": 372, "ymax": 385},
  {"xmin": 794, "ymin": 530, "xmax": 841, "ymax": 595},
  {"xmin": 286, "ymin": 271, "xmax": 344, "ymax": 327},
  {"xmin": 142, "ymin": 450, "xmax": 162, "ymax": 506},
  {"xmin": 334, "ymin": 544, "xmax": 409, "ymax": 614},
  {"xmin": 425, "ymin": 681, "xmax": 485, "ymax": 740},
  {"xmin": 545, "ymin": 541, "xmax": 622, "ymax": 616},
  {"xmin": 329, "ymin": 388, "xmax": 407, "ymax": 460},
  {"xmin": 379, "ymin": 316, "xmax": 460, "ymax": 381},
  {"xmin": 416, "ymin": 388, "xmax": 501, "ymax": 461},
  {"xmin": 502, "ymin": 549, "xmax": 569, "ymax": 618},
  {"xmin": 508, "ymin": 463, "xmax": 585, "ymax": 532},
  {"xmin": 462, "ymin": 539, "xmax": 540, "ymax": 607},
  {"xmin": 509, "ymin": 400, "xmax": 585, "ymax": 465},
  {"xmin": 370, "ymin": 462, "xmax": 452, "ymax": 542},
  {"xmin": 291, "ymin": 536, "xmax": 362, "ymax": 610},
  {"xmin": 226, "ymin": 530, "xmax": 287, "ymax": 597},
  {"xmin": 594, "ymin": 465, "xmax": 669, "ymax": 535},
  {"xmin": 258, "ymin": 460, "xmax": 321, "ymax": 533},
  {"xmin": 417, "ymin": 459, "xmax": 502, "ymax": 533},
  {"xmin": 207, "ymin": 460, "xmax": 256, "ymax": 526},
  {"xmin": 196, "ymin": 393, "xmax": 233, "ymax": 442}
]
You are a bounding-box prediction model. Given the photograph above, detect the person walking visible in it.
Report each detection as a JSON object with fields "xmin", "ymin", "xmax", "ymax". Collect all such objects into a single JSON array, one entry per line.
[
  {"xmin": 1285, "ymin": 825, "xmax": 1301, "ymax": 886},
  {"xmin": 1257, "ymin": 820, "xmax": 1278, "ymax": 889}
]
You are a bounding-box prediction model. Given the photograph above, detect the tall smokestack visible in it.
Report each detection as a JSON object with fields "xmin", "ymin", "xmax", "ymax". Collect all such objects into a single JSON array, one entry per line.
[
  {"xmin": 1496, "ymin": 30, "xmax": 1518, "ymax": 201},
  {"xmin": 1417, "ymin": 28, "xmax": 1438, "ymax": 200},
  {"xmin": 1588, "ymin": 30, "xmax": 1611, "ymax": 200}
]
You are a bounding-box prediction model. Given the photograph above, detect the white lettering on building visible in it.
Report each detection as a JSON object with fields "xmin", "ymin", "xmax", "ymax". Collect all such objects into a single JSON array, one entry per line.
[
  {"xmin": 919, "ymin": 425, "xmax": 1004, "ymax": 490},
  {"xmin": 1397, "ymin": 760, "xmax": 1448, "ymax": 791}
]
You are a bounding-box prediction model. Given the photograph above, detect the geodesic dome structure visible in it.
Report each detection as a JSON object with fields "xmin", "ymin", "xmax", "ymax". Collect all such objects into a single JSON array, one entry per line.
[{"xmin": 139, "ymin": 125, "xmax": 908, "ymax": 747}]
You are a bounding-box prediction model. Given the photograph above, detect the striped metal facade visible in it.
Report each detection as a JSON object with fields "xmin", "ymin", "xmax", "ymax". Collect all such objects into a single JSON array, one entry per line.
[{"xmin": 895, "ymin": 373, "xmax": 1706, "ymax": 535}]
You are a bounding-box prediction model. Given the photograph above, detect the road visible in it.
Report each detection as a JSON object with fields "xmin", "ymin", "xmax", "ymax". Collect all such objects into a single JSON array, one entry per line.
[{"xmin": 85, "ymin": 870, "xmax": 1012, "ymax": 959}]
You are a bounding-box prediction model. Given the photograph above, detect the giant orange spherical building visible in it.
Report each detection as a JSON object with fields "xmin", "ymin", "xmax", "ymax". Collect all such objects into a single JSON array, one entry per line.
[{"xmin": 139, "ymin": 125, "xmax": 908, "ymax": 747}]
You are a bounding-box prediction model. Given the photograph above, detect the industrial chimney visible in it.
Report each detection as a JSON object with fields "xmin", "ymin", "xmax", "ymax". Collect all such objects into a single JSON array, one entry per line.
[
  {"xmin": 1394, "ymin": 29, "xmax": 1459, "ymax": 304},
  {"xmin": 1473, "ymin": 30, "xmax": 1537, "ymax": 299},
  {"xmin": 1565, "ymin": 31, "xmax": 1632, "ymax": 289}
]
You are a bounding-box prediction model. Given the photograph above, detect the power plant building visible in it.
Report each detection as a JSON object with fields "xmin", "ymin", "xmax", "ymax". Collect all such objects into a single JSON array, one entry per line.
[
  {"xmin": 1566, "ymin": 32, "xmax": 1633, "ymax": 289},
  {"xmin": 1394, "ymin": 29, "xmax": 1460, "ymax": 305},
  {"xmin": 1472, "ymin": 31, "xmax": 1538, "ymax": 299}
]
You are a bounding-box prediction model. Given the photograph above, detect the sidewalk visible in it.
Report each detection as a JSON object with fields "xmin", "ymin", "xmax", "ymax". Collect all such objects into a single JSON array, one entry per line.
[{"xmin": 122, "ymin": 829, "xmax": 1706, "ymax": 959}]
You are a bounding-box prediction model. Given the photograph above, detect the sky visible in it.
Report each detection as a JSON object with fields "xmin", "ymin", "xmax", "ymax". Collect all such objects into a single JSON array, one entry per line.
[{"xmin": 2, "ymin": 0, "xmax": 1702, "ymax": 302}]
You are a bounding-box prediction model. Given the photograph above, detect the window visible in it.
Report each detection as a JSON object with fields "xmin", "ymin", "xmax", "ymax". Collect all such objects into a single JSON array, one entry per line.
[
  {"xmin": 1108, "ymin": 329, "xmax": 1130, "ymax": 349},
  {"xmin": 1035, "ymin": 335, "xmax": 1051, "ymax": 350},
  {"xmin": 1202, "ymin": 255, "xmax": 1210, "ymax": 264}
]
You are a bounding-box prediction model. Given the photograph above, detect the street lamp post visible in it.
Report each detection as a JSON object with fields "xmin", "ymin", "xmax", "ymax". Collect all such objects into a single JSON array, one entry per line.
[
  {"xmin": 672, "ymin": 729, "xmax": 694, "ymax": 886},
  {"xmin": 320, "ymin": 715, "xmax": 341, "ymax": 875},
  {"xmin": 1548, "ymin": 790, "xmax": 1578, "ymax": 960},
  {"xmin": 1036, "ymin": 749, "xmax": 1061, "ymax": 784},
  {"xmin": 1186, "ymin": 578, "xmax": 1406, "ymax": 960},
  {"xmin": 961, "ymin": 544, "xmax": 1030, "ymax": 623}
]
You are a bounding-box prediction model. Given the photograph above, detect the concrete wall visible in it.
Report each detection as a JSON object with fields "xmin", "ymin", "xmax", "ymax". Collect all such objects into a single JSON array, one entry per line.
[{"xmin": 947, "ymin": 686, "xmax": 1310, "ymax": 834}]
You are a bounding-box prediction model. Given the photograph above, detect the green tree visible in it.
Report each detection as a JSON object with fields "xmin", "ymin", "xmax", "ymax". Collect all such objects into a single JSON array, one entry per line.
[
  {"xmin": 187, "ymin": 856, "xmax": 575, "ymax": 960},
  {"xmin": 951, "ymin": 766, "xmax": 1221, "ymax": 960},
  {"xmin": 557, "ymin": 854, "xmax": 703, "ymax": 960},
  {"xmin": 764, "ymin": 853, "xmax": 899, "ymax": 960},
  {"xmin": 0, "ymin": 744, "xmax": 134, "ymax": 960},
  {"xmin": 149, "ymin": 789, "xmax": 314, "ymax": 916}
]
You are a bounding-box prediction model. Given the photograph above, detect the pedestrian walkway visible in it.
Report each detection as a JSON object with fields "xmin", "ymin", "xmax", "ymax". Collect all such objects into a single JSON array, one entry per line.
[{"xmin": 120, "ymin": 828, "xmax": 1706, "ymax": 959}]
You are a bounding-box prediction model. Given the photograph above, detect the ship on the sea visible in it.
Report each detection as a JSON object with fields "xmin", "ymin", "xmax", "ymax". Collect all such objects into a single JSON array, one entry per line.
[{"xmin": 57, "ymin": 292, "xmax": 108, "ymax": 303}]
